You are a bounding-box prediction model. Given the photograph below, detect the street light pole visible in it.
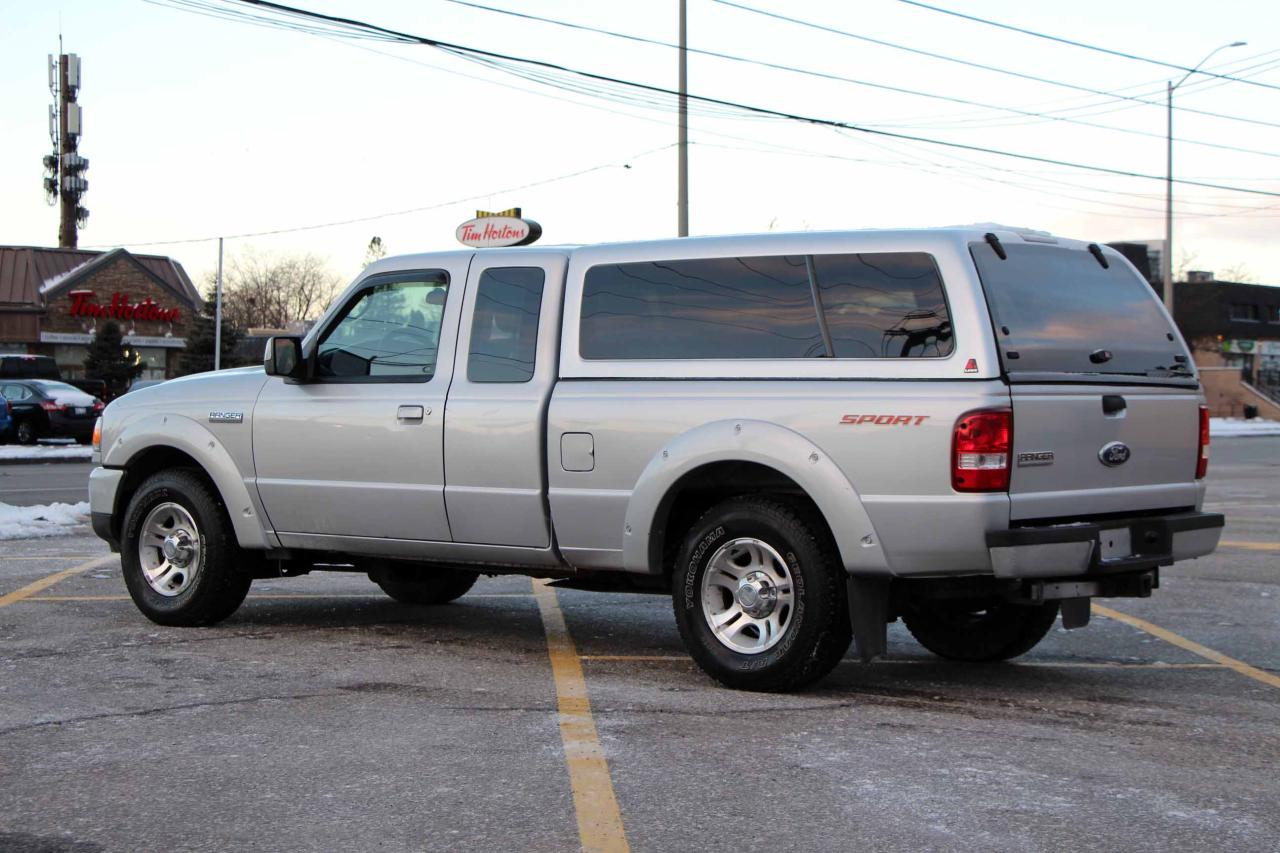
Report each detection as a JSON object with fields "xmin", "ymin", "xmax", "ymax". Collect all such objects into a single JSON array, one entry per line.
[
  {"xmin": 1163, "ymin": 41, "xmax": 1245, "ymax": 317},
  {"xmin": 214, "ymin": 237, "xmax": 224, "ymax": 371}
]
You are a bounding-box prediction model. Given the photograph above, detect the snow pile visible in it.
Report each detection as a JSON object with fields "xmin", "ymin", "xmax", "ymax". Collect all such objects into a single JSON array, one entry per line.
[
  {"xmin": 0, "ymin": 501, "xmax": 91, "ymax": 540},
  {"xmin": 0, "ymin": 444, "xmax": 94, "ymax": 462},
  {"xmin": 1211, "ymin": 418, "xmax": 1280, "ymax": 438}
]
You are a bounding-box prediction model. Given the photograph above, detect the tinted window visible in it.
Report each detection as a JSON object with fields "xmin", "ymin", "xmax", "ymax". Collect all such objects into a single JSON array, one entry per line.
[
  {"xmin": 316, "ymin": 273, "xmax": 448, "ymax": 380},
  {"xmin": 812, "ymin": 253, "xmax": 952, "ymax": 358},
  {"xmin": 971, "ymin": 242, "xmax": 1189, "ymax": 378},
  {"xmin": 580, "ymin": 256, "xmax": 823, "ymax": 359},
  {"xmin": 468, "ymin": 267, "xmax": 545, "ymax": 383}
]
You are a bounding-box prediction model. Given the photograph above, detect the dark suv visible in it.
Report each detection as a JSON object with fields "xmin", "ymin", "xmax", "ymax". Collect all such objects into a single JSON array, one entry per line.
[{"xmin": 0, "ymin": 379, "xmax": 103, "ymax": 444}]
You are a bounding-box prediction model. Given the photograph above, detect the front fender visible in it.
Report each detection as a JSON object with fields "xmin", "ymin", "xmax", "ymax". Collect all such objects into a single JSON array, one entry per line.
[
  {"xmin": 102, "ymin": 412, "xmax": 273, "ymax": 550},
  {"xmin": 622, "ymin": 419, "xmax": 889, "ymax": 575}
]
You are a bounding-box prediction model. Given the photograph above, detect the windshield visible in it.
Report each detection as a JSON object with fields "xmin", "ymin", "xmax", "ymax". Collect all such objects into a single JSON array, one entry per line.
[{"xmin": 970, "ymin": 241, "xmax": 1191, "ymax": 379}]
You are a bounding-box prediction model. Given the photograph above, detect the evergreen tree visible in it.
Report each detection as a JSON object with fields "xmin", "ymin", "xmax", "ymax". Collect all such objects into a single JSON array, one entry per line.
[
  {"xmin": 83, "ymin": 321, "xmax": 144, "ymax": 398},
  {"xmin": 179, "ymin": 289, "xmax": 246, "ymax": 375}
]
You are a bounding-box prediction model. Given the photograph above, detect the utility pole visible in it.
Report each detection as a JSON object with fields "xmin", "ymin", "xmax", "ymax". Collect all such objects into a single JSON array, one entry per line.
[
  {"xmin": 43, "ymin": 50, "xmax": 89, "ymax": 248},
  {"xmin": 1163, "ymin": 81, "xmax": 1173, "ymax": 313},
  {"xmin": 214, "ymin": 238, "xmax": 224, "ymax": 370},
  {"xmin": 677, "ymin": 0, "xmax": 688, "ymax": 237}
]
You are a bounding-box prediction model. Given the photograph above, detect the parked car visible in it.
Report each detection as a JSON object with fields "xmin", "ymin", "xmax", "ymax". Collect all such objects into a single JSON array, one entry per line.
[
  {"xmin": 89, "ymin": 227, "xmax": 1222, "ymax": 691},
  {"xmin": 1, "ymin": 379, "xmax": 104, "ymax": 444},
  {"xmin": 0, "ymin": 389, "xmax": 12, "ymax": 442},
  {"xmin": 0, "ymin": 354, "xmax": 109, "ymax": 401}
]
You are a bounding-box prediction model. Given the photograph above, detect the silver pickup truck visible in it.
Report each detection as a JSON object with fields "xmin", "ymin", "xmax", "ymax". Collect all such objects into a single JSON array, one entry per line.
[{"xmin": 88, "ymin": 227, "xmax": 1223, "ymax": 691}]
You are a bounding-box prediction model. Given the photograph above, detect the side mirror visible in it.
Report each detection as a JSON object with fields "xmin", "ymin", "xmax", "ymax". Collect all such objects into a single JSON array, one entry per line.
[{"xmin": 263, "ymin": 336, "xmax": 306, "ymax": 379}]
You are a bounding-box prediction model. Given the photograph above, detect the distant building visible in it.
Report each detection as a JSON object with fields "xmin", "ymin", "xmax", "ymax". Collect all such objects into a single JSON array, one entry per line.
[
  {"xmin": 0, "ymin": 245, "xmax": 201, "ymax": 380},
  {"xmin": 1108, "ymin": 242, "xmax": 1280, "ymax": 417}
]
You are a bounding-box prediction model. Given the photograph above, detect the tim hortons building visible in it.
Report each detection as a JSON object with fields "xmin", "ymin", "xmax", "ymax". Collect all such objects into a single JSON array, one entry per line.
[{"xmin": 0, "ymin": 246, "xmax": 202, "ymax": 380}]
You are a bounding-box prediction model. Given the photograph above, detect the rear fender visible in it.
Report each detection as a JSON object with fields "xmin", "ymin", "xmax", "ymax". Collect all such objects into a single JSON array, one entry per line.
[
  {"xmin": 622, "ymin": 419, "xmax": 888, "ymax": 575},
  {"xmin": 102, "ymin": 412, "xmax": 274, "ymax": 550}
]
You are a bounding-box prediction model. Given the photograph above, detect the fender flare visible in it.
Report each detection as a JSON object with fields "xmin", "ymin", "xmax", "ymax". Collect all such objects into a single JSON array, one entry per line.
[
  {"xmin": 102, "ymin": 412, "xmax": 273, "ymax": 550},
  {"xmin": 621, "ymin": 419, "xmax": 888, "ymax": 575}
]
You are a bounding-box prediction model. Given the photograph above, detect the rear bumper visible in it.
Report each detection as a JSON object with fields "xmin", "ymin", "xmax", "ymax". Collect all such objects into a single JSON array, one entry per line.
[{"xmin": 986, "ymin": 511, "xmax": 1224, "ymax": 579}]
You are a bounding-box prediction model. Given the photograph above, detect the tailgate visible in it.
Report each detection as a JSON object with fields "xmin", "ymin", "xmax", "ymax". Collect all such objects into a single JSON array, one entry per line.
[{"xmin": 1009, "ymin": 385, "xmax": 1201, "ymax": 520}]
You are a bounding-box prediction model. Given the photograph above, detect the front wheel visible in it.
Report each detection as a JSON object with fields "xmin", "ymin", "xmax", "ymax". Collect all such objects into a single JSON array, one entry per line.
[
  {"xmin": 902, "ymin": 599, "xmax": 1060, "ymax": 662},
  {"xmin": 672, "ymin": 496, "xmax": 851, "ymax": 692},
  {"xmin": 120, "ymin": 469, "xmax": 251, "ymax": 626}
]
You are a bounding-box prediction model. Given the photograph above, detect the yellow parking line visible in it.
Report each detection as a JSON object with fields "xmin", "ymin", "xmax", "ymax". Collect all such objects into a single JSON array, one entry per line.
[
  {"xmin": 0, "ymin": 555, "xmax": 116, "ymax": 608},
  {"xmin": 1095, "ymin": 604, "xmax": 1280, "ymax": 689},
  {"xmin": 1218, "ymin": 539, "xmax": 1280, "ymax": 552},
  {"xmin": 533, "ymin": 580, "xmax": 629, "ymax": 853}
]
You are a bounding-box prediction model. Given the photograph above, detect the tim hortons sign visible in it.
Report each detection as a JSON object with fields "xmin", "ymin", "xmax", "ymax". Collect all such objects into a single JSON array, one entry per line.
[
  {"xmin": 456, "ymin": 207, "xmax": 543, "ymax": 248},
  {"xmin": 68, "ymin": 290, "xmax": 183, "ymax": 323}
]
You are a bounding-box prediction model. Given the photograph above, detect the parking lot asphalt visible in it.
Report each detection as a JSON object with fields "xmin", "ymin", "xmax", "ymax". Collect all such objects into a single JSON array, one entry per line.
[
  {"xmin": 0, "ymin": 461, "xmax": 94, "ymax": 507},
  {"xmin": 1, "ymin": 440, "xmax": 1276, "ymax": 852}
]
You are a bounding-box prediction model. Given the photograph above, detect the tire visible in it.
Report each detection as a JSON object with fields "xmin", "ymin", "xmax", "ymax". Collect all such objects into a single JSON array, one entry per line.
[
  {"xmin": 15, "ymin": 419, "xmax": 37, "ymax": 445},
  {"xmin": 902, "ymin": 599, "xmax": 1060, "ymax": 662},
  {"xmin": 369, "ymin": 565, "xmax": 479, "ymax": 605},
  {"xmin": 120, "ymin": 468, "xmax": 251, "ymax": 627},
  {"xmin": 671, "ymin": 496, "xmax": 852, "ymax": 692},
  {"xmin": 75, "ymin": 434, "xmax": 93, "ymax": 445}
]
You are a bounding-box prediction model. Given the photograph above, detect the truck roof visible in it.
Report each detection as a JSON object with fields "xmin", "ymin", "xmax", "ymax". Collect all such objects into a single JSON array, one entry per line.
[{"xmin": 367, "ymin": 225, "xmax": 1100, "ymax": 275}]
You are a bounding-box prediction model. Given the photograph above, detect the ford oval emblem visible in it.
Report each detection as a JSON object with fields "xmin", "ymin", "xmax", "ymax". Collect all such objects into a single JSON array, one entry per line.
[{"xmin": 1099, "ymin": 441, "xmax": 1131, "ymax": 467}]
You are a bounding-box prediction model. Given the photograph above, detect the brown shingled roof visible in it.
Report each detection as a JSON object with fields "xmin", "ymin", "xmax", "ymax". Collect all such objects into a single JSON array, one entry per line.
[{"xmin": 0, "ymin": 246, "xmax": 201, "ymax": 308}]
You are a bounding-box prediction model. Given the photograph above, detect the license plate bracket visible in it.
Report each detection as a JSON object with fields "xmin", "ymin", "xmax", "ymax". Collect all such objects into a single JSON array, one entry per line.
[{"xmin": 1099, "ymin": 527, "xmax": 1132, "ymax": 561}]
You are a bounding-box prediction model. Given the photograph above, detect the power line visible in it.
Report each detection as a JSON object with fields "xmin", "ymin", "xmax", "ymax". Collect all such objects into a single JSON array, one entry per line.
[
  {"xmin": 897, "ymin": 0, "xmax": 1280, "ymax": 92},
  {"xmin": 82, "ymin": 144, "xmax": 674, "ymax": 248},
  {"xmin": 201, "ymin": 0, "xmax": 1280, "ymax": 199},
  {"xmin": 709, "ymin": 0, "xmax": 1280, "ymax": 130},
  {"xmin": 434, "ymin": 0, "xmax": 1280, "ymax": 160}
]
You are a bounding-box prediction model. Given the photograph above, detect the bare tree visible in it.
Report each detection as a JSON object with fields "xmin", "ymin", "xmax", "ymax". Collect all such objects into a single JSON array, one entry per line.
[
  {"xmin": 1218, "ymin": 263, "xmax": 1256, "ymax": 284},
  {"xmin": 209, "ymin": 248, "xmax": 343, "ymax": 331}
]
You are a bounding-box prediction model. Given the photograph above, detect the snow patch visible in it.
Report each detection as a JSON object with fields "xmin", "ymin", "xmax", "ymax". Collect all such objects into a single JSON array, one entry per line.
[
  {"xmin": 1211, "ymin": 417, "xmax": 1280, "ymax": 438},
  {"xmin": 0, "ymin": 501, "xmax": 90, "ymax": 540},
  {"xmin": 0, "ymin": 444, "xmax": 94, "ymax": 462}
]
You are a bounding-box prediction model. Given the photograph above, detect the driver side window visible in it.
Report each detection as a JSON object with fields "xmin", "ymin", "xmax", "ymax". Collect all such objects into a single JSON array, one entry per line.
[{"xmin": 315, "ymin": 272, "xmax": 448, "ymax": 381}]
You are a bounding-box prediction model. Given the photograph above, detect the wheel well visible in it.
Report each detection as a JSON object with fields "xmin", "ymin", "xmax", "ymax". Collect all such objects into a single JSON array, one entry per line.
[
  {"xmin": 649, "ymin": 460, "xmax": 834, "ymax": 577},
  {"xmin": 112, "ymin": 446, "xmax": 216, "ymax": 540}
]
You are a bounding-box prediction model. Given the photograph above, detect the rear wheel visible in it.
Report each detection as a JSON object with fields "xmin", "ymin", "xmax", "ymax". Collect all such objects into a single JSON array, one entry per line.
[
  {"xmin": 369, "ymin": 565, "xmax": 479, "ymax": 605},
  {"xmin": 120, "ymin": 469, "xmax": 251, "ymax": 626},
  {"xmin": 902, "ymin": 599, "xmax": 1059, "ymax": 662},
  {"xmin": 672, "ymin": 496, "xmax": 851, "ymax": 692},
  {"xmin": 15, "ymin": 419, "xmax": 37, "ymax": 445}
]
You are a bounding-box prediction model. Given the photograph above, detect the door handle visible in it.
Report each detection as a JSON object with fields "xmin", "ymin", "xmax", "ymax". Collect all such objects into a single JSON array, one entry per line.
[{"xmin": 397, "ymin": 405, "xmax": 426, "ymax": 421}]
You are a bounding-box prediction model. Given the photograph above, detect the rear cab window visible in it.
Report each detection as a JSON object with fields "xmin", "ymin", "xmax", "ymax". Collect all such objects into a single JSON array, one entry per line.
[
  {"xmin": 579, "ymin": 252, "xmax": 953, "ymax": 360},
  {"xmin": 970, "ymin": 241, "xmax": 1192, "ymax": 383}
]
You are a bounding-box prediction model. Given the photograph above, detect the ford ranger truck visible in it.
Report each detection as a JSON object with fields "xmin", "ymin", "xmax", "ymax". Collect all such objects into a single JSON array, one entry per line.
[{"xmin": 87, "ymin": 228, "xmax": 1223, "ymax": 692}]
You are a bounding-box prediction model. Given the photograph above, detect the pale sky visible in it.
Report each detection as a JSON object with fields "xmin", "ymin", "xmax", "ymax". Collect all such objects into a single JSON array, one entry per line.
[{"xmin": 2, "ymin": 0, "xmax": 1277, "ymax": 292}]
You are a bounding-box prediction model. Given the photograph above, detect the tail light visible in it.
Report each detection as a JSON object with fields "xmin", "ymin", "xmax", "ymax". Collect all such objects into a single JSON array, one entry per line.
[
  {"xmin": 40, "ymin": 401, "xmax": 60, "ymax": 412},
  {"xmin": 1196, "ymin": 405, "xmax": 1210, "ymax": 479},
  {"xmin": 92, "ymin": 417, "xmax": 102, "ymax": 452},
  {"xmin": 953, "ymin": 408, "xmax": 1012, "ymax": 492}
]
